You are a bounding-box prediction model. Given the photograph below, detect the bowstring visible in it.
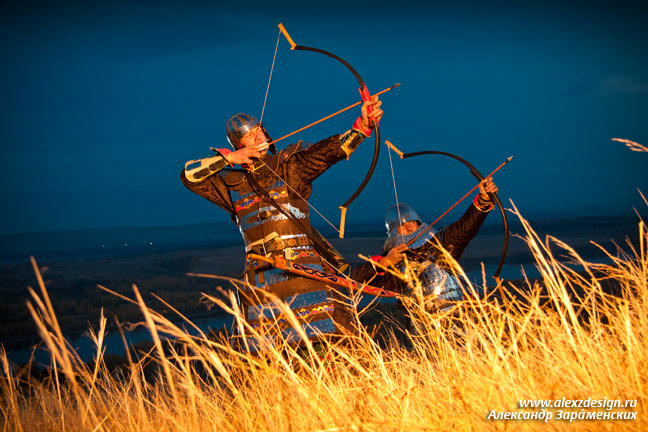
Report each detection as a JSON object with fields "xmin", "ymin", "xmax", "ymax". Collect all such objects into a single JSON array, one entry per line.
[
  {"xmin": 255, "ymin": 28, "xmax": 353, "ymax": 279},
  {"xmin": 260, "ymin": 28, "xmax": 281, "ymax": 123},
  {"xmin": 386, "ymin": 142, "xmax": 404, "ymax": 244},
  {"xmin": 254, "ymin": 158, "xmax": 340, "ymax": 235},
  {"xmin": 253, "ymin": 158, "xmax": 357, "ymax": 279}
]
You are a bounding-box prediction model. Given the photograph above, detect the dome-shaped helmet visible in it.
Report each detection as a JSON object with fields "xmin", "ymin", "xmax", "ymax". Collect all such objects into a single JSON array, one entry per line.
[
  {"xmin": 385, "ymin": 203, "xmax": 422, "ymax": 237},
  {"xmin": 225, "ymin": 113, "xmax": 275, "ymax": 153},
  {"xmin": 382, "ymin": 203, "xmax": 437, "ymax": 254}
]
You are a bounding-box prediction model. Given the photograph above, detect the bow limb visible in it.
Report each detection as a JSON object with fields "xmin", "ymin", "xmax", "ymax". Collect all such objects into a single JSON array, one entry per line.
[
  {"xmin": 385, "ymin": 141, "xmax": 510, "ymax": 279},
  {"xmin": 278, "ymin": 23, "xmax": 381, "ymax": 238}
]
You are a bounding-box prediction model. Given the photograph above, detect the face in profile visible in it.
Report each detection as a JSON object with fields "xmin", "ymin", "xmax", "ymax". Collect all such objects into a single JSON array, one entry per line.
[{"xmin": 239, "ymin": 125, "xmax": 269, "ymax": 155}]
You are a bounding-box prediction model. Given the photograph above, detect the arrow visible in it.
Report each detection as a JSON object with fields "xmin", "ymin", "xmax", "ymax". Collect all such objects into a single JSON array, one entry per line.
[
  {"xmin": 407, "ymin": 156, "xmax": 513, "ymax": 247},
  {"xmin": 258, "ymin": 83, "xmax": 400, "ymax": 152}
]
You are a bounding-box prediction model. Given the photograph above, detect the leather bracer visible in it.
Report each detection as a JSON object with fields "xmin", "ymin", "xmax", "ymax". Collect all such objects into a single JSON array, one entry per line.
[
  {"xmin": 183, "ymin": 150, "xmax": 231, "ymax": 183},
  {"xmin": 339, "ymin": 129, "xmax": 366, "ymax": 159}
]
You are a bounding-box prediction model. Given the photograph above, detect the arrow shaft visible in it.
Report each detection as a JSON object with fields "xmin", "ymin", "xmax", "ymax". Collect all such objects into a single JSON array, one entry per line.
[
  {"xmin": 407, "ymin": 157, "xmax": 512, "ymax": 246},
  {"xmin": 262, "ymin": 84, "xmax": 399, "ymax": 149}
]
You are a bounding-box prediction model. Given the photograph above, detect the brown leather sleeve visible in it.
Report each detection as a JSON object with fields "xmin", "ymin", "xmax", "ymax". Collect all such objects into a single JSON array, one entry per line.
[
  {"xmin": 435, "ymin": 203, "xmax": 489, "ymax": 260},
  {"xmin": 350, "ymin": 261, "xmax": 381, "ymax": 284},
  {"xmin": 180, "ymin": 169, "xmax": 236, "ymax": 216},
  {"xmin": 350, "ymin": 261, "xmax": 408, "ymax": 294},
  {"xmin": 287, "ymin": 135, "xmax": 347, "ymax": 186}
]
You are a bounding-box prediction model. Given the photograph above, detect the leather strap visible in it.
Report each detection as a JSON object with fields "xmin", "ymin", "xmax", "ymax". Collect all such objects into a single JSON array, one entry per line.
[{"xmin": 244, "ymin": 171, "xmax": 343, "ymax": 271}]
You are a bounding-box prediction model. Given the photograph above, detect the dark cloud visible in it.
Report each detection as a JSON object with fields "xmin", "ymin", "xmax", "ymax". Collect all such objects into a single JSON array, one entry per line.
[
  {"xmin": 603, "ymin": 77, "xmax": 648, "ymax": 95},
  {"xmin": 561, "ymin": 77, "xmax": 648, "ymax": 98},
  {"xmin": 560, "ymin": 80, "xmax": 597, "ymax": 97}
]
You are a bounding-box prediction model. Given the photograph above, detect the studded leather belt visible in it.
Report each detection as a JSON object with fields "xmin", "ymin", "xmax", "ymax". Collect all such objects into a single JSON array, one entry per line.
[
  {"xmin": 246, "ymin": 234, "xmax": 312, "ymax": 255},
  {"xmin": 265, "ymin": 236, "xmax": 311, "ymax": 253}
]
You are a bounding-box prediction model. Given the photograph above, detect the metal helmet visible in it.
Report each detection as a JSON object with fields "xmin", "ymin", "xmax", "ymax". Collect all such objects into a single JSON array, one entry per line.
[
  {"xmin": 225, "ymin": 113, "xmax": 275, "ymax": 153},
  {"xmin": 385, "ymin": 203, "xmax": 422, "ymax": 237},
  {"xmin": 382, "ymin": 203, "xmax": 437, "ymax": 254},
  {"xmin": 384, "ymin": 204, "xmax": 461, "ymax": 309}
]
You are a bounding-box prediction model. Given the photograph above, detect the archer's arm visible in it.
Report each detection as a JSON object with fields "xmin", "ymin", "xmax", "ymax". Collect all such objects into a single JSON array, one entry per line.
[
  {"xmin": 293, "ymin": 95, "xmax": 383, "ymax": 184},
  {"xmin": 342, "ymin": 94, "xmax": 383, "ymax": 158},
  {"xmin": 351, "ymin": 258, "xmax": 407, "ymax": 295},
  {"xmin": 435, "ymin": 179, "xmax": 497, "ymax": 260},
  {"xmin": 182, "ymin": 148, "xmax": 232, "ymax": 184},
  {"xmin": 180, "ymin": 152, "xmax": 236, "ymax": 215}
]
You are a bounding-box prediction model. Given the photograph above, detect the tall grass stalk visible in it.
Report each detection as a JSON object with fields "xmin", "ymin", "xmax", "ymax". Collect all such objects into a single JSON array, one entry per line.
[{"xmin": 1, "ymin": 210, "xmax": 646, "ymax": 431}]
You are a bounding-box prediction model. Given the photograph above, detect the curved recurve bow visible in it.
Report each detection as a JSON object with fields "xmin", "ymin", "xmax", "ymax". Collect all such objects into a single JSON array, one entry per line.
[
  {"xmin": 386, "ymin": 141, "xmax": 511, "ymax": 279},
  {"xmin": 278, "ymin": 23, "xmax": 381, "ymax": 238}
]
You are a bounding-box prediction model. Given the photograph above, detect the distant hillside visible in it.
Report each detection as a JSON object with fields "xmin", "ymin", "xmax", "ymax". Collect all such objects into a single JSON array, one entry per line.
[
  {"xmin": 0, "ymin": 220, "xmax": 390, "ymax": 263},
  {"xmin": 0, "ymin": 215, "xmax": 642, "ymax": 263},
  {"xmin": 0, "ymin": 213, "xmax": 643, "ymax": 350},
  {"xmin": 0, "ymin": 223, "xmax": 241, "ymax": 263}
]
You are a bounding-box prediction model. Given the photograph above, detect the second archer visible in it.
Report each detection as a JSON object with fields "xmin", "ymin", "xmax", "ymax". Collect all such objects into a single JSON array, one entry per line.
[
  {"xmin": 181, "ymin": 96, "xmax": 383, "ymax": 352},
  {"xmin": 351, "ymin": 177, "xmax": 499, "ymax": 314}
]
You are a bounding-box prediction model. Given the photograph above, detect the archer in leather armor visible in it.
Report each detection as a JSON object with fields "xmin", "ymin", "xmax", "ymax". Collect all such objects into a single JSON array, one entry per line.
[
  {"xmin": 181, "ymin": 100, "xmax": 383, "ymax": 351},
  {"xmin": 351, "ymin": 178, "xmax": 498, "ymax": 311}
]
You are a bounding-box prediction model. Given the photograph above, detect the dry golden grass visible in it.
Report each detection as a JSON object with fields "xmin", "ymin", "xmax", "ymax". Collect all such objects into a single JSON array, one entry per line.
[{"xmin": 2, "ymin": 206, "xmax": 646, "ymax": 431}]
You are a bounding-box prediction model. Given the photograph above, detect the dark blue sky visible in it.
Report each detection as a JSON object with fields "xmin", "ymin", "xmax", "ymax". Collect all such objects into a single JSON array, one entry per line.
[{"xmin": 1, "ymin": 0, "xmax": 647, "ymax": 236}]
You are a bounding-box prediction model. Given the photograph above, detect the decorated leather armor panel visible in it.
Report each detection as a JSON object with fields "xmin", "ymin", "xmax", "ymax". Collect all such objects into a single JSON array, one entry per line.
[{"xmin": 220, "ymin": 158, "xmax": 345, "ymax": 348}]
